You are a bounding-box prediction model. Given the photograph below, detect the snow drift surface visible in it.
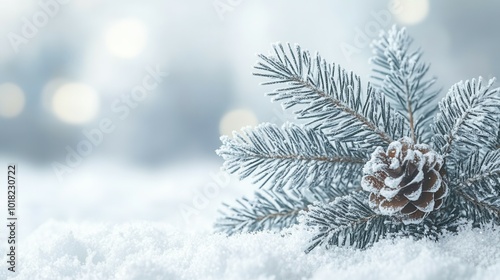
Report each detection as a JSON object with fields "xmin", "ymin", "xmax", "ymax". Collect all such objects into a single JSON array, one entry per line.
[{"xmin": 2, "ymin": 221, "xmax": 499, "ymax": 280}]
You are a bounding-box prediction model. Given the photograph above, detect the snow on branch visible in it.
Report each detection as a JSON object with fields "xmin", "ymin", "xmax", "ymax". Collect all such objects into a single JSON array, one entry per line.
[
  {"xmin": 451, "ymin": 150, "xmax": 500, "ymax": 224},
  {"xmin": 371, "ymin": 26, "xmax": 440, "ymax": 143},
  {"xmin": 216, "ymin": 186, "xmax": 350, "ymax": 235},
  {"xmin": 303, "ymin": 191, "xmax": 389, "ymax": 251},
  {"xmin": 496, "ymin": 125, "xmax": 500, "ymax": 149},
  {"xmin": 303, "ymin": 191, "xmax": 461, "ymax": 251},
  {"xmin": 254, "ymin": 43, "xmax": 407, "ymax": 148},
  {"xmin": 432, "ymin": 78, "xmax": 500, "ymax": 161},
  {"xmin": 217, "ymin": 123, "xmax": 368, "ymax": 190}
]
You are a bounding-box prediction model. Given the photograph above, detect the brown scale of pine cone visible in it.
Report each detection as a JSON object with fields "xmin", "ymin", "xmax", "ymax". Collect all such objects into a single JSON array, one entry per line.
[{"xmin": 361, "ymin": 137, "xmax": 448, "ymax": 224}]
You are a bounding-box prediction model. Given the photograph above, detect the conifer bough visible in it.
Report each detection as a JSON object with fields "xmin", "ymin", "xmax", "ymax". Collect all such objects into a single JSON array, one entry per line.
[{"xmin": 216, "ymin": 26, "xmax": 500, "ymax": 250}]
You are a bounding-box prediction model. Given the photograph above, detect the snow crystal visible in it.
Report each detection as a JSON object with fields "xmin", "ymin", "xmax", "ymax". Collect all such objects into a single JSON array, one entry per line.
[
  {"xmin": 426, "ymin": 170, "xmax": 442, "ymax": 193},
  {"xmin": 361, "ymin": 176, "xmax": 380, "ymax": 193},
  {"xmin": 363, "ymin": 147, "xmax": 386, "ymax": 174},
  {"xmin": 378, "ymin": 199, "xmax": 407, "ymax": 215},
  {"xmin": 387, "ymin": 140, "xmax": 403, "ymax": 157},
  {"xmin": 405, "ymin": 169, "xmax": 425, "ymax": 187},
  {"xmin": 403, "ymin": 184, "xmax": 423, "ymax": 201},
  {"xmin": 421, "ymin": 147, "xmax": 444, "ymax": 170},
  {"xmin": 414, "ymin": 198, "xmax": 435, "ymax": 213},
  {"xmin": 389, "ymin": 157, "xmax": 400, "ymax": 170},
  {"xmin": 380, "ymin": 181, "xmax": 402, "ymax": 198},
  {"xmin": 2, "ymin": 221, "xmax": 499, "ymax": 280}
]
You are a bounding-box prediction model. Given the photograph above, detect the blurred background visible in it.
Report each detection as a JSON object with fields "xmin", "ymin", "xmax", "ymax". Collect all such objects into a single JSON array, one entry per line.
[{"xmin": 0, "ymin": 0, "xmax": 499, "ymax": 240}]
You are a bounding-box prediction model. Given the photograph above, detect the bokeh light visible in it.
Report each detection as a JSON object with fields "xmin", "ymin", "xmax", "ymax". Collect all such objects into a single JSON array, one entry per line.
[
  {"xmin": 0, "ymin": 83, "xmax": 25, "ymax": 118},
  {"xmin": 219, "ymin": 109, "xmax": 259, "ymax": 136},
  {"xmin": 104, "ymin": 19, "xmax": 148, "ymax": 59},
  {"xmin": 393, "ymin": 0, "xmax": 429, "ymax": 25},
  {"xmin": 51, "ymin": 83, "xmax": 100, "ymax": 124}
]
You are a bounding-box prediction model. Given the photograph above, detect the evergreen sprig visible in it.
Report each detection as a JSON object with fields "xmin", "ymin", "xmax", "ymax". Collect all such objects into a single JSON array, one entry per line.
[
  {"xmin": 432, "ymin": 78, "xmax": 500, "ymax": 161},
  {"xmin": 215, "ymin": 26, "xmax": 500, "ymax": 251},
  {"xmin": 371, "ymin": 26, "xmax": 440, "ymax": 142},
  {"xmin": 217, "ymin": 186, "xmax": 350, "ymax": 235},
  {"xmin": 304, "ymin": 191, "xmax": 462, "ymax": 251},
  {"xmin": 304, "ymin": 191, "xmax": 388, "ymax": 251},
  {"xmin": 450, "ymin": 150, "xmax": 500, "ymax": 224},
  {"xmin": 254, "ymin": 43, "xmax": 408, "ymax": 148},
  {"xmin": 217, "ymin": 123, "xmax": 367, "ymax": 190}
]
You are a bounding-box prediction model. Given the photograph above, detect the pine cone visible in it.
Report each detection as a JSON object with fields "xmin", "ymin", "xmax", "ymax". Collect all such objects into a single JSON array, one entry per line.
[{"xmin": 361, "ymin": 137, "xmax": 448, "ymax": 224}]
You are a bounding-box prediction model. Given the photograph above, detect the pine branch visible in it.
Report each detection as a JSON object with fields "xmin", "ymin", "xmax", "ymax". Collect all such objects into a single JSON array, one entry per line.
[
  {"xmin": 254, "ymin": 43, "xmax": 407, "ymax": 148},
  {"xmin": 432, "ymin": 78, "xmax": 500, "ymax": 162},
  {"xmin": 303, "ymin": 191, "xmax": 462, "ymax": 251},
  {"xmin": 216, "ymin": 186, "xmax": 351, "ymax": 235},
  {"xmin": 496, "ymin": 124, "xmax": 500, "ymax": 150},
  {"xmin": 303, "ymin": 191, "xmax": 388, "ymax": 251},
  {"xmin": 371, "ymin": 26, "xmax": 440, "ymax": 143},
  {"xmin": 217, "ymin": 123, "xmax": 368, "ymax": 190},
  {"xmin": 451, "ymin": 150, "xmax": 500, "ymax": 224}
]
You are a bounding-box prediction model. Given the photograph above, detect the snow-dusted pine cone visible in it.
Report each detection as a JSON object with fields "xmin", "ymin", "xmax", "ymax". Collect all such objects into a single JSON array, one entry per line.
[{"xmin": 361, "ymin": 137, "xmax": 448, "ymax": 224}]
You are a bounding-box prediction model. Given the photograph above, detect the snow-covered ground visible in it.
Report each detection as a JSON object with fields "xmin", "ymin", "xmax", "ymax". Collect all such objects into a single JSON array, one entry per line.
[
  {"xmin": 2, "ymin": 221, "xmax": 499, "ymax": 279},
  {"xmin": 5, "ymin": 159, "xmax": 252, "ymax": 239},
  {"xmin": 2, "ymin": 161, "xmax": 498, "ymax": 279}
]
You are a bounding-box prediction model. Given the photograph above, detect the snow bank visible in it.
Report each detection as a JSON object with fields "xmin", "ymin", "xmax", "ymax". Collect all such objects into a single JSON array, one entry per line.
[{"xmin": 2, "ymin": 221, "xmax": 499, "ymax": 280}]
